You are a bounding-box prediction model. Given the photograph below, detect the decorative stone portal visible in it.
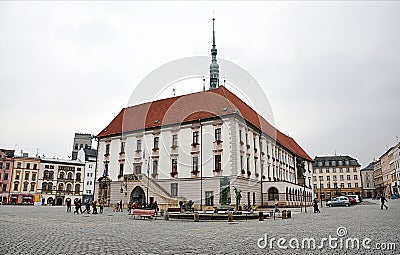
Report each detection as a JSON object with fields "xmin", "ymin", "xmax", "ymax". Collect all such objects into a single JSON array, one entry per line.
[{"xmin": 131, "ymin": 186, "xmax": 146, "ymax": 206}]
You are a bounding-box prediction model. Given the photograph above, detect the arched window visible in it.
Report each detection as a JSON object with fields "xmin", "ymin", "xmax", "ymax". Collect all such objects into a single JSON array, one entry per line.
[
  {"xmin": 75, "ymin": 184, "xmax": 80, "ymax": 193},
  {"xmin": 66, "ymin": 183, "xmax": 72, "ymax": 191},
  {"xmin": 59, "ymin": 172, "xmax": 64, "ymax": 179},
  {"xmin": 58, "ymin": 183, "xmax": 64, "ymax": 191},
  {"xmin": 42, "ymin": 182, "xmax": 47, "ymax": 191},
  {"xmin": 75, "ymin": 143, "xmax": 78, "ymax": 150},
  {"xmin": 268, "ymin": 187, "xmax": 279, "ymax": 201},
  {"xmin": 48, "ymin": 182, "xmax": 53, "ymax": 190},
  {"xmin": 49, "ymin": 171, "xmax": 54, "ymax": 179},
  {"xmin": 67, "ymin": 172, "xmax": 73, "ymax": 180},
  {"xmin": 76, "ymin": 173, "xmax": 81, "ymax": 181},
  {"xmin": 44, "ymin": 170, "xmax": 49, "ymax": 178}
]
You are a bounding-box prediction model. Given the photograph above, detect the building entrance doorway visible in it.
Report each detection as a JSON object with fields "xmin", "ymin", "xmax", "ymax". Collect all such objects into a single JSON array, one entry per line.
[{"xmin": 131, "ymin": 186, "xmax": 145, "ymax": 206}]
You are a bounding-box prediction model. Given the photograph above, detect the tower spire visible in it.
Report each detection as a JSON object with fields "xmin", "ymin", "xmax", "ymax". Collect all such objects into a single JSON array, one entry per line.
[{"xmin": 209, "ymin": 17, "xmax": 219, "ymax": 89}]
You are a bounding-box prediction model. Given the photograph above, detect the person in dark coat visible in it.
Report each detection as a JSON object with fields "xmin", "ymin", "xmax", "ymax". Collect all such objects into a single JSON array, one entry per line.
[
  {"xmin": 313, "ymin": 198, "xmax": 320, "ymax": 213},
  {"xmin": 380, "ymin": 194, "xmax": 388, "ymax": 210},
  {"xmin": 66, "ymin": 198, "xmax": 72, "ymax": 212}
]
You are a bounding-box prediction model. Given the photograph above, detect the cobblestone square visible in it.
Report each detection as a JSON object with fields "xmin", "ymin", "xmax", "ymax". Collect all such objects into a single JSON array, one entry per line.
[{"xmin": 1, "ymin": 199, "xmax": 399, "ymax": 254}]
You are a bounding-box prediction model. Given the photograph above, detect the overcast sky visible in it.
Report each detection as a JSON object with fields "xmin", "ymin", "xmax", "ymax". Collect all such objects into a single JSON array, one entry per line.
[{"xmin": 1, "ymin": 1, "xmax": 399, "ymax": 167}]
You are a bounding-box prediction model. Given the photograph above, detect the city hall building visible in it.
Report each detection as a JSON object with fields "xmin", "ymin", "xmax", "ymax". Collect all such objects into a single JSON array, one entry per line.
[{"xmin": 94, "ymin": 21, "xmax": 313, "ymax": 210}]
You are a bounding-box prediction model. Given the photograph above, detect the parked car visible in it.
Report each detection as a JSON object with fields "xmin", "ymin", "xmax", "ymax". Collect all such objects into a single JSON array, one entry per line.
[
  {"xmin": 327, "ymin": 196, "xmax": 351, "ymax": 207},
  {"xmin": 346, "ymin": 196, "xmax": 357, "ymax": 205},
  {"xmin": 347, "ymin": 195, "xmax": 362, "ymax": 203}
]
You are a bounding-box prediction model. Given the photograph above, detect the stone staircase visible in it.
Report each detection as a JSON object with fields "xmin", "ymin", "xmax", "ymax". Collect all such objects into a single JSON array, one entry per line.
[{"xmin": 137, "ymin": 174, "xmax": 180, "ymax": 206}]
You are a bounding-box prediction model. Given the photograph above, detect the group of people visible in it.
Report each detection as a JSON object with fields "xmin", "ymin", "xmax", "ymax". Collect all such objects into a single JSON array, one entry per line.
[{"xmin": 71, "ymin": 198, "xmax": 105, "ymax": 215}]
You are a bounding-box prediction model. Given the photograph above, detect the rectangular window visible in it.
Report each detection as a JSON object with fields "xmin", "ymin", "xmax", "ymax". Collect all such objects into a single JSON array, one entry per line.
[
  {"xmin": 347, "ymin": 183, "xmax": 351, "ymax": 188},
  {"xmin": 154, "ymin": 137, "xmax": 159, "ymax": 149},
  {"xmin": 346, "ymin": 168, "xmax": 350, "ymax": 173},
  {"xmin": 120, "ymin": 142, "xmax": 125, "ymax": 153},
  {"xmin": 193, "ymin": 131, "xmax": 199, "ymax": 144},
  {"xmin": 135, "ymin": 165, "xmax": 141, "ymax": 175},
  {"xmin": 326, "ymin": 168, "xmax": 330, "ymax": 173},
  {"xmin": 26, "ymin": 163, "xmax": 30, "ymax": 169},
  {"xmin": 30, "ymin": 183, "xmax": 35, "ymax": 191},
  {"xmin": 333, "ymin": 168, "xmax": 337, "ymax": 173},
  {"xmin": 137, "ymin": 140, "xmax": 142, "ymax": 151},
  {"xmin": 32, "ymin": 173, "xmax": 37, "ymax": 181},
  {"xmin": 319, "ymin": 169, "xmax": 323, "ymax": 173},
  {"xmin": 0, "ymin": 162, "xmax": 2, "ymax": 169},
  {"xmin": 119, "ymin": 164, "xmax": 124, "ymax": 177},
  {"xmin": 327, "ymin": 176, "xmax": 330, "ymax": 181},
  {"xmin": 205, "ymin": 191, "xmax": 214, "ymax": 206},
  {"xmin": 333, "ymin": 175, "xmax": 337, "ymax": 181},
  {"xmin": 339, "ymin": 168, "xmax": 343, "ymax": 173},
  {"xmin": 105, "ymin": 144, "xmax": 110, "ymax": 155},
  {"xmin": 152, "ymin": 160, "xmax": 158, "ymax": 176},
  {"xmin": 14, "ymin": 183, "xmax": 19, "ymax": 191},
  {"xmin": 340, "ymin": 175, "xmax": 344, "ymax": 181},
  {"xmin": 215, "ymin": 155, "xmax": 221, "ymax": 171},
  {"xmin": 2, "ymin": 184, "xmax": 6, "ymax": 191},
  {"xmin": 355, "ymin": 183, "xmax": 359, "ymax": 188},
  {"xmin": 33, "ymin": 164, "xmax": 37, "ymax": 170},
  {"xmin": 171, "ymin": 183, "xmax": 178, "ymax": 197},
  {"xmin": 192, "ymin": 157, "xmax": 199, "ymax": 172},
  {"xmin": 347, "ymin": 175, "xmax": 351, "ymax": 180},
  {"xmin": 171, "ymin": 159, "xmax": 178, "ymax": 174},
  {"xmin": 17, "ymin": 162, "xmax": 21, "ymax": 168},
  {"xmin": 215, "ymin": 128, "xmax": 221, "ymax": 141},
  {"xmin": 16, "ymin": 171, "xmax": 20, "ymax": 180},
  {"xmin": 366, "ymin": 183, "xmax": 370, "ymax": 188},
  {"xmin": 25, "ymin": 172, "xmax": 29, "ymax": 180},
  {"xmin": 5, "ymin": 163, "xmax": 10, "ymax": 169},
  {"xmin": 327, "ymin": 183, "xmax": 331, "ymax": 188},
  {"xmin": 353, "ymin": 167, "xmax": 357, "ymax": 172},
  {"xmin": 172, "ymin": 134, "xmax": 178, "ymax": 147},
  {"xmin": 313, "ymin": 176, "xmax": 317, "ymax": 181},
  {"xmin": 321, "ymin": 184, "xmax": 324, "ymax": 189},
  {"xmin": 340, "ymin": 183, "xmax": 345, "ymax": 188},
  {"xmin": 4, "ymin": 173, "xmax": 8, "ymax": 180},
  {"xmin": 319, "ymin": 176, "xmax": 323, "ymax": 181},
  {"xmin": 23, "ymin": 182, "xmax": 28, "ymax": 191},
  {"xmin": 239, "ymin": 130, "xmax": 242, "ymax": 143},
  {"xmin": 354, "ymin": 175, "xmax": 358, "ymax": 180}
]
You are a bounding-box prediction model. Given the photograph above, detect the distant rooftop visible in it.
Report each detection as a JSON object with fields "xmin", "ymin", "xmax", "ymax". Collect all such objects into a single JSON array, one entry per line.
[{"xmin": 313, "ymin": 155, "xmax": 360, "ymax": 167}]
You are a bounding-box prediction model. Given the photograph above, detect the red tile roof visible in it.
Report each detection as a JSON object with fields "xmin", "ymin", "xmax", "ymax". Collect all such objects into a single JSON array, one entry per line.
[{"xmin": 97, "ymin": 86, "xmax": 312, "ymax": 160}]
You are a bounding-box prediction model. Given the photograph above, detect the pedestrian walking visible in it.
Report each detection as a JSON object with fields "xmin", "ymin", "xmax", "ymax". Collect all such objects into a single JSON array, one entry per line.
[
  {"xmin": 92, "ymin": 201, "xmax": 98, "ymax": 214},
  {"xmin": 66, "ymin": 198, "xmax": 72, "ymax": 213},
  {"xmin": 99, "ymin": 200, "xmax": 104, "ymax": 214},
  {"xmin": 313, "ymin": 198, "xmax": 320, "ymax": 213},
  {"xmin": 274, "ymin": 199, "xmax": 280, "ymax": 213},
  {"xmin": 78, "ymin": 199, "xmax": 83, "ymax": 213},
  {"xmin": 380, "ymin": 194, "xmax": 388, "ymax": 210},
  {"xmin": 74, "ymin": 199, "xmax": 80, "ymax": 215},
  {"xmin": 179, "ymin": 200, "xmax": 183, "ymax": 213},
  {"xmin": 119, "ymin": 199, "xmax": 123, "ymax": 212}
]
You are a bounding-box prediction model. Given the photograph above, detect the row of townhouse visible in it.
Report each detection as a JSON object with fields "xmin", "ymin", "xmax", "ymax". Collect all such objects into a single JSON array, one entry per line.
[
  {"xmin": 0, "ymin": 148, "xmax": 96, "ymax": 205},
  {"xmin": 374, "ymin": 142, "xmax": 400, "ymax": 198}
]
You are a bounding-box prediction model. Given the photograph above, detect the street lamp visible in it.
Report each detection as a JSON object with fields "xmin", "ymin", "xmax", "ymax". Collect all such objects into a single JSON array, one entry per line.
[
  {"xmin": 303, "ymin": 177, "xmax": 307, "ymax": 213},
  {"xmin": 320, "ymin": 178, "xmax": 323, "ymax": 207},
  {"xmin": 199, "ymin": 120, "xmax": 203, "ymax": 212}
]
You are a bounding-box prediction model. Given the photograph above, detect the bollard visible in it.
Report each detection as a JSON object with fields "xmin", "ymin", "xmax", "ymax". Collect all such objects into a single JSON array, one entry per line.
[
  {"xmin": 282, "ymin": 210, "xmax": 287, "ymax": 219},
  {"xmin": 194, "ymin": 212, "xmax": 199, "ymax": 222},
  {"xmin": 258, "ymin": 211, "xmax": 264, "ymax": 221},
  {"xmin": 164, "ymin": 211, "xmax": 169, "ymax": 221},
  {"xmin": 227, "ymin": 211, "xmax": 233, "ymax": 222}
]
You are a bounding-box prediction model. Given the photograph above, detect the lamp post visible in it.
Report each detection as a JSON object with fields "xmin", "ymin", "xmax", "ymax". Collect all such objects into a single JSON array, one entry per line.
[
  {"xmin": 199, "ymin": 120, "xmax": 203, "ymax": 212},
  {"xmin": 320, "ymin": 178, "xmax": 323, "ymax": 207},
  {"xmin": 303, "ymin": 177, "xmax": 307, "ymax": 213}
]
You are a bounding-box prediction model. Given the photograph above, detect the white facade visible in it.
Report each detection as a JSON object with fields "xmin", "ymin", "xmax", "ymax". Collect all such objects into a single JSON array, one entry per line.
[
  {"xmin": 38, "ymin": 158, "xmax": 85, "ymax": 206},
  {"xmin": 77, "ymin": 148, "xmax": 97, "ymax": 200},
  {"xmin": 95, "ymin": 115, "xmax": 313, "ymax": 209}
]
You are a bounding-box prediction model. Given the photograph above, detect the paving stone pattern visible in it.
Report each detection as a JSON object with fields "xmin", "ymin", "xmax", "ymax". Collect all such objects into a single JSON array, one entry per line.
[{"xmin": 0, "ymin": 199, "xmax": 399, "ymax": 255}]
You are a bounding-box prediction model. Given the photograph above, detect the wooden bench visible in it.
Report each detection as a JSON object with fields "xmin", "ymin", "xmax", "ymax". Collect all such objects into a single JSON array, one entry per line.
[
  {"xmin": 131, "ymin": 209, "xmax": 155, "ymax": 219},
  {"xmin": 167, "ymin": 207, "xmax": 181, "ymax": 213}
]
